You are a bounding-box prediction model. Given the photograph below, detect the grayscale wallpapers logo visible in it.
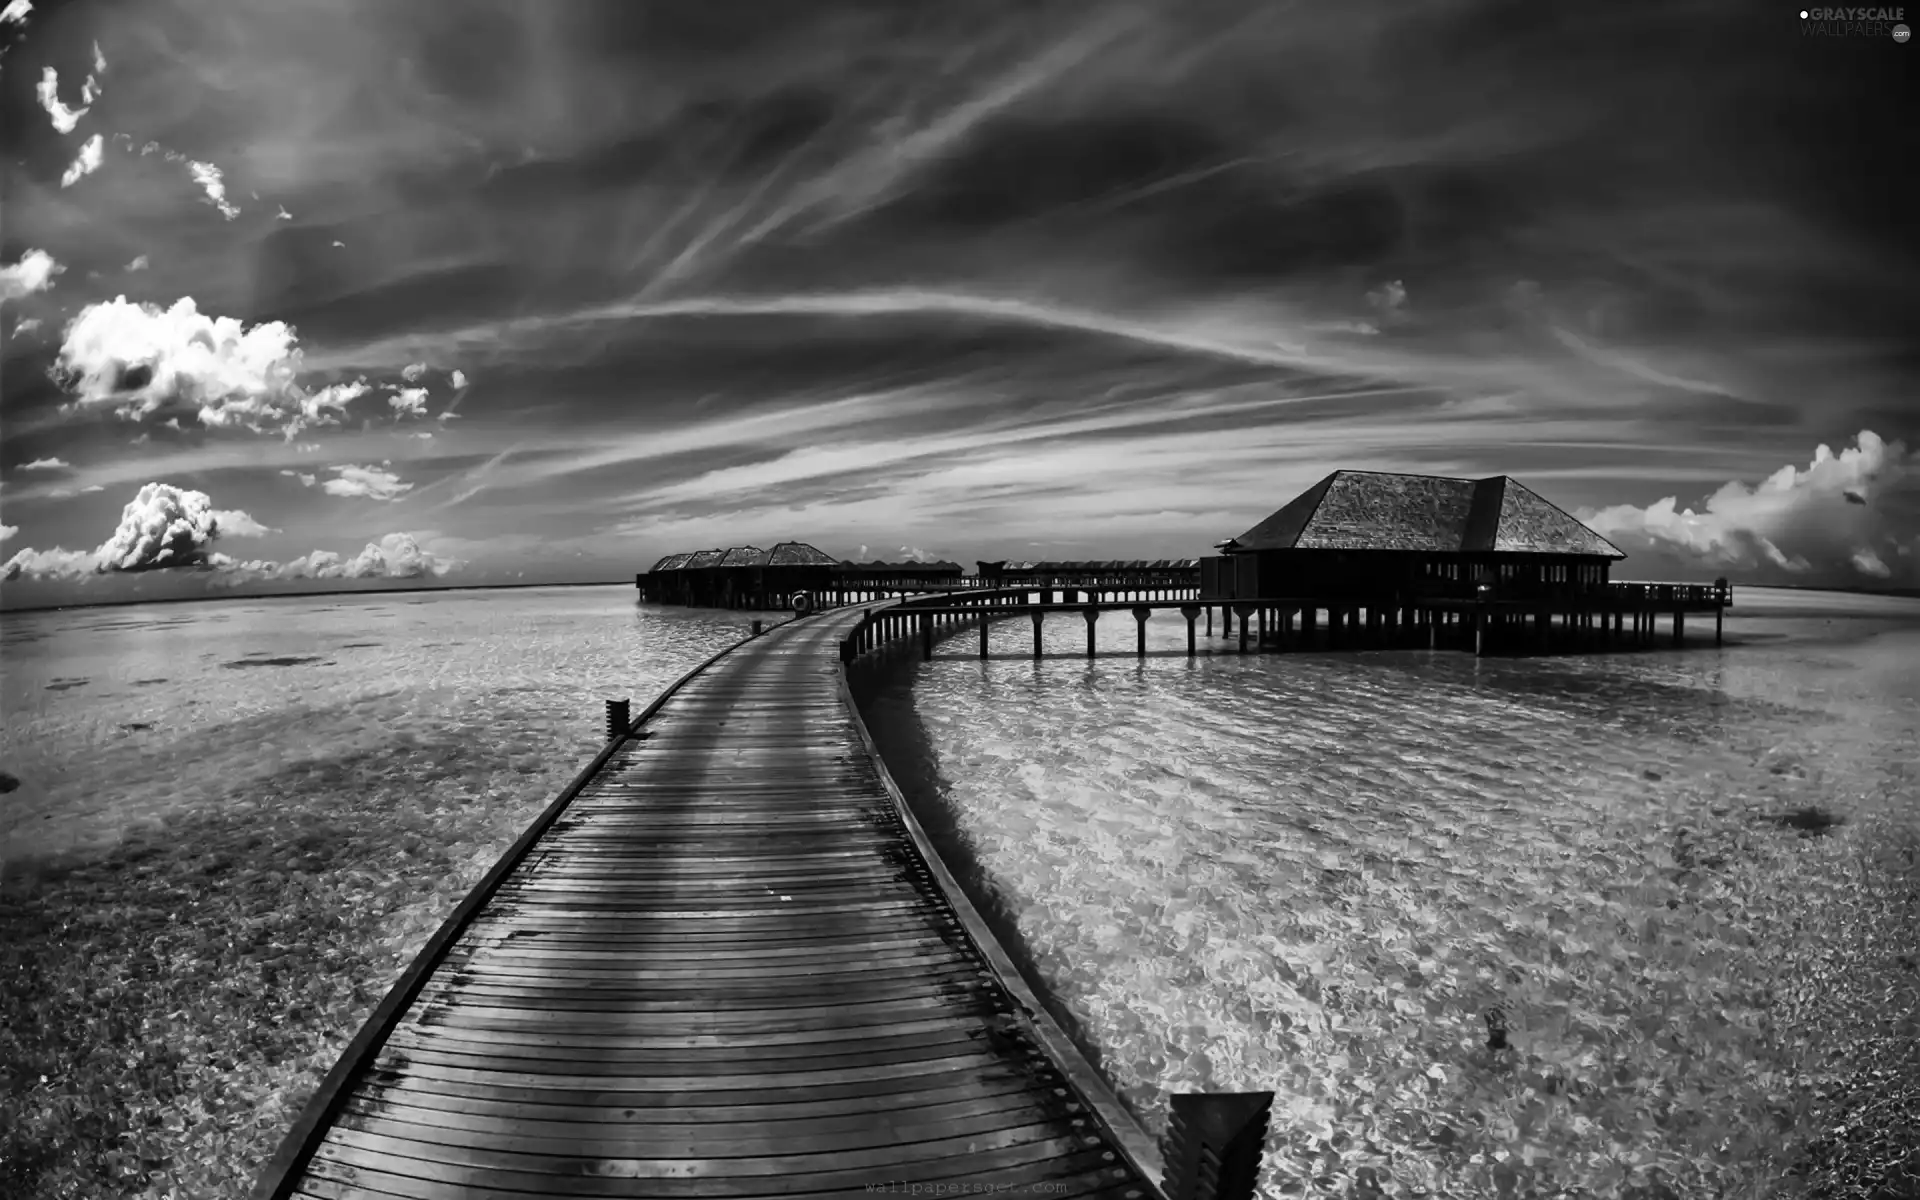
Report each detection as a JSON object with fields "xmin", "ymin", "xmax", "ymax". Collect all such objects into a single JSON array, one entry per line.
[{"xmin": 1799, "ymin": 6, "xmax": 1911, "ymax": 37}]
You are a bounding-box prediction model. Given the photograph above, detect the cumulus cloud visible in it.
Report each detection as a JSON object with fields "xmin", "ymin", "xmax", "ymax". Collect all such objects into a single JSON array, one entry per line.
[
  {"xmin": 278, "ymin": 468, "xmax": 319, "ymax": 487},
  {"xmin": 0, "ymin": 524, "xmax": 17, "ymax": 542},
  {"xmin": 60, "ymin": 133, "xmax": 104, "ymax": 187},
  {"xmin": 388, "ymin": 386, "xmax": 428, "ymax": 417},
  {"xmin": 211, "ymin": 533, "xmax": 458, "ymax": 586},
  {"xmin": 11, "ymin": 317, "xmax": 43, "ymax": 337},
  {"xmin": 449, "ymin": 369, "xmax": 469, "ymax": 389},
  {"xmin": 898, "ymin": 544, "xmax": 938, "ymax": 562},
  {"xmin": 52, "ymin": 296, "xmax": 387, "ymax": 439},
  {"xmin": 1, "ymin": 0, "xmax": 32, "ymax": 27},
  {"xmin": 1580, "ymin": 430, "xmax": 1917, "ymax": 583},
  {"xmin": 275, "ymin": 205, "xmax": 293, "ymax": 220},
  {"xmin": 1, "ymin": 249, "xmax": 65, "ymax": 301},
  {"xmin": 126, "ymin": 255, "xmax": 148, "ymax": 272},
  {"xmin": 20, "ymin": 457, "xmax": 70, "ymax": 471},
  {"xmin": 2, "ymin": 482, "xmax": 274, "ymax": 580},
  {"xmin": 400, "ymin": 362, "xmax": 427, "ymax": 382},
  {"xmin": 187, "ymin": 160, "xmax": 240, "ymax": 220},
  {"xmin": 35, "ymin": 67, "xmax": 87, "ymax": 133},
  {"xmin": 321, "ymin": 464, "xmax": 412, "ymax": 501}
]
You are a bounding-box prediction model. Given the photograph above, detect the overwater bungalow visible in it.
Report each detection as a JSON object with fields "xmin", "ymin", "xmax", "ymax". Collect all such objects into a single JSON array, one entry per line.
[
  {"xmin": 638, "ymin": 545, "xmax": 966, "ymax": 609},
  {"xmin": 978, "ymin": 558, "xmax": 1202, "ymax": 594},
  {"xmin": 1204, "ymin": 470, "xmax": 1625, "ymax": 599},
  {"xmin": 1200, "ymin": 470, "xmax": 1730, "ymax": 653},
  {"xmin": 638, "ymin": 541, "xmax": 841, "ymax": 608}
]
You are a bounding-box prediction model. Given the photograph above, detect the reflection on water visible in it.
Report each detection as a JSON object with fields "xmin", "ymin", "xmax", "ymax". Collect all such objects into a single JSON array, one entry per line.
[{"xmin": 862, "ymin": 596, "xmax": 1920, "ymax": 1197}]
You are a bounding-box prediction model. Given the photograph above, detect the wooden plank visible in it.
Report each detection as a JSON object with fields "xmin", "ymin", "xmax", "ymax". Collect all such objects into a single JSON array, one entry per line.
[
  {"xmin": 311, "ymin": 1123, "xmax": 1107, "ymax": 1184},
  {"xmin": 257, "ymin": 606, "xmax": 1164, "ymax": 1200}
]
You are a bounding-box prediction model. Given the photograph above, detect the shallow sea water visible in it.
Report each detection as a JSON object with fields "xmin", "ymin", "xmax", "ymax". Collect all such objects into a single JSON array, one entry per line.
[
  {"xmin": 2, "ymin": 584, "xmax": 1915, "ymax": 1197},
  {"xmin": 860, "ymin": 586, "xmax": 1920, "ymax": 1197},
  {"xmin": 1, "ymin": 586, "xmax": 766, "ymax": 865}
]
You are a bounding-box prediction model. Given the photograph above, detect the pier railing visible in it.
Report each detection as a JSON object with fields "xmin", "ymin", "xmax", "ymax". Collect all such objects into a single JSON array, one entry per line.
[
  {"xmin": 1606, "ymin": 577, "xmax": 1733, "ymax": 607},
  {"xmin": 834, "ymin": 580, "xmax": 1731, "ymax": 662},
  {"xmin": 835, "ymin": 590, "xmax": 1277, "ymax": 1200}
]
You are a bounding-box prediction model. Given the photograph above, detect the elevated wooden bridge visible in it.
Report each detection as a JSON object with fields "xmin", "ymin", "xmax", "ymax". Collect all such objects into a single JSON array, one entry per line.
[{"xmin": 253, "ymin": 595, "xmax": 1272, "ymax": 1200}]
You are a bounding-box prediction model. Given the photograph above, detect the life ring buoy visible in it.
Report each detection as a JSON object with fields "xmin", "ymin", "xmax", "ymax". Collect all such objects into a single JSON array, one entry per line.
[{"xmin": 790, "ymin": 591, "xmax": 813, "ymax": 615}]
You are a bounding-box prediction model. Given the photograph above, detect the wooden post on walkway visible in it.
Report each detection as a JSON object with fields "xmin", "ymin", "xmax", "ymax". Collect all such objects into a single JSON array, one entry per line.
[
  {"xmin": 1132, "ymin": 605, "xmax": 1152, "ymax": 657},
  {"xmin": 1181, "ymin": 605, "xmax": 1201, "ymax": 657},
  {"xmin": 1162, "ymin": 1092, "xmax": 1275, "ymax": 1200},
  {"xmin": 1031, "ymin": 608, "xmax": 1045, "ymax": 659},
  {"xmin": 1234, "ymin": 604, "xmax": 1254, "ymax": 654},
  {"xmin": 1083, "ymin": 607, "xmax": 1100, "ymax": 658},
  {"xmin": 604, "ymin": 698, "xmax": 630, "ymax": 742}
]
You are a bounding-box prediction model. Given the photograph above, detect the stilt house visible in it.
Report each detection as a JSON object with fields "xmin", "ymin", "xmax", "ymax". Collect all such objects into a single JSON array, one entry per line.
[{"xmin": 1201, "ymin": 470, "xmax": 1626, "ymax": 602}]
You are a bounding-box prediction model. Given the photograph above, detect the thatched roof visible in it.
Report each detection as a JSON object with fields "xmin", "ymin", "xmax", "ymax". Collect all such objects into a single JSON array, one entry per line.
[
  {"xmin": 650, "ymin": 552, "xmax": 693, "ymax": 572},
  {"xmin": 717, "ymin": 546, "xmax": 769, "ymax": 568},
  {"xmin": 680, "ymin": 548, "xmax": 727, "ymax": 570},
  {"xmin": 766, "ymin": 541, "xmax": 838, "ymax": 567},
  {"xmin": 1226, "ymin": 471, "xmax": 1625, "ymax": 558}
]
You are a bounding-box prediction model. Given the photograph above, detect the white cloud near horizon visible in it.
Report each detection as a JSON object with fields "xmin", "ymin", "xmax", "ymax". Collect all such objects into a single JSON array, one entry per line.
[
  {"xmin": 1579, "ymin": 430, "xmax": 1915, "ymax": 582},
  {"xmin": 211, "ymin": 532, "xmax": 459, "ymax": 586},
  {"xmin": 2, "ymin": 484, "xmax": 456, "ymax": 585},
  {"xmin": 1, "ymin": 482, "xmax": 274, "ymax": 580}
]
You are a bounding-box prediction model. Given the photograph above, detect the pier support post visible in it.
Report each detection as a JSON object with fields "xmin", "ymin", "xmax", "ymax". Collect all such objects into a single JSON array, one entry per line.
[
  {"xmin": 1715, "ymin": 604, "xmax": 1723, "ymax": 647},
  {"xmin": 981, "ymin": 612, "xmax": 991, "ymax": 659},
  {"xmin": 1083, "ymin": 607, "xmax": 1100, "ymax": 658},
  {"xmin": 1132, "ymin": 605, "xmax": 1152, "ymax": 657},
  {"xmin": 921, "ymin": 612, "xmax": 934, "ymax": 661},
  {"xmin": 752, "ymin": 619, "xmax": 763, "ymax": 638},
  {"xmin": 1205, "ymin": 605, "xmax": 1213, "ymax": 637},
  {"xmin": 604, "ymin": 698, "xmax": 631, "ymax": 742},
  {"xmin": 1181, "ymin": 605, "xmax": 1201, "ymax": 658},
  {"xmin": 1673, "ymin": 610, "xmax": 1685, "ymax": 647},
  {"xmin": 1031, "ymin": 609, "xmax": 1045, "ymax": 659},
  {"xmin": 1233, "ymin": 604, "xmax": 1254, "ymax": 654},
  {"xmin": 1162, "ymin": 1092, "xmax": 1275, "ymax": 1200}
]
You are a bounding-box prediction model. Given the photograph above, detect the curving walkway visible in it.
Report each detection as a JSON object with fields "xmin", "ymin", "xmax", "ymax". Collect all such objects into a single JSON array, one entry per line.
[{"xmin": 257, "ymin": 604, "xmax": 1163, "ymax": 1199}]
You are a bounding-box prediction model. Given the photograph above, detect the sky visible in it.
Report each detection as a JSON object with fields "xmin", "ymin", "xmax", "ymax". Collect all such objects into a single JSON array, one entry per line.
[{"xmin": 1, "ymin": 0, "xmax": 1916, "ymax": 608}]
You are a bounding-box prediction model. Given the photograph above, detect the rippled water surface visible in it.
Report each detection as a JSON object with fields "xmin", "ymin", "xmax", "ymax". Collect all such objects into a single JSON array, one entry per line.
[
  {"xmin": 1, "ymin": 586, "xmax": 762, "ymax": 861},
  {"xmin": 862, "ymin": 587, "xmax": 1920, "ymax": 1197}
]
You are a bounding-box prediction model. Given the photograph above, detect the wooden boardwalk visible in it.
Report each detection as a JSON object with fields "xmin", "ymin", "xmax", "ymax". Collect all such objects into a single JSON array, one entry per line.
[{"xmin": 256, "ymin": 603, "xmax": 1165, "ymax": 1199}]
